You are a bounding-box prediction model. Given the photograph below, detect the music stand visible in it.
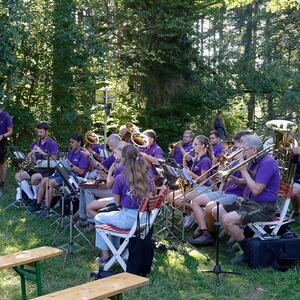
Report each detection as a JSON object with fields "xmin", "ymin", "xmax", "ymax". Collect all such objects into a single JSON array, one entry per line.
[
  {"xmin": 157, "ymin": 160, "xmax": 209, "ymax": 261},
  {"xmin": 52, "ymin": 162, "xmax": 92, "ymax": 255}
]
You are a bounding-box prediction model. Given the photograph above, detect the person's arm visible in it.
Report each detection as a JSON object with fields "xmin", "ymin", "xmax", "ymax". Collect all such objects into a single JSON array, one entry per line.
[
  {"xmin": 222, "ymin": 119, "xmax": 227, "ymax": 133},
  {"xmin": 240, "ymin": 164, "xmax": 266, "ymax": 196},
  {"xmin": 212, "ymin": 119, "xmax": 215, "ymax": 130},
  {"xmin": 106, "ymin": 163, "xmax": 117, "ymax": 188},
  {"xmin": 114, "ymin": 194, "xmax": 121, "ymax": 206},
  {"xmin": 69, "ymin": 162, "xmax": 86, "ymax": 176}
]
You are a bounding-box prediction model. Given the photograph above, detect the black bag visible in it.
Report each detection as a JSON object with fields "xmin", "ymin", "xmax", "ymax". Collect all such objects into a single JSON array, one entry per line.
[
  {"xmin": 126, "ymin": 208, "xmax": 154, "ymax": 276},
  {"xmin": 246, "ymin": 234, "xmax": 300, "ymax": 271}
]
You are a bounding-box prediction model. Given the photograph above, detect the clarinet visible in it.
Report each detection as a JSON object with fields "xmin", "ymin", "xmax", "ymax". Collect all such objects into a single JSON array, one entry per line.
[{"xmin": 87, "ymin": 152, "xmax": 108, "ymax": 174}]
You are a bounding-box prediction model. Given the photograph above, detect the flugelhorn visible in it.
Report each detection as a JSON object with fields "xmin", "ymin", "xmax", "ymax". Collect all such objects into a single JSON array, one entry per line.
[{"xmin": 168, "ymin": 141, "xmax": 182, "ymax": 152}]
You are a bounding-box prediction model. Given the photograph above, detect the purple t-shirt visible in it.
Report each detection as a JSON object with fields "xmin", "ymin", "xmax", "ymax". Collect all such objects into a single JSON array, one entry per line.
[
  {"xmin": 213, "ymin": 143, "xmax": 225, "ymax": 158},
  {"xmin": 191, "ymin": 154, "xmax": 211, "ymax": 186},
  {"xmin": 174, "ymin": 143, "xmax": 193, "ymax": 167},
  {"xmin": 224, "ymin": 161, "xmax": 244, "ymax": 197},
  {"xmin": 0, "ymin": 111, "xmax": 13, "ymax": 135},
  {"xmin": 68, "ymin": 148, "xmax": 89, "ymax": 176},
  {"xmin": 113, "ymin": 165, "xmax": 124, "ymax": 178},
  {"xmin": 140, "ymin": 142, "xmax": 164, "ymax": 174},
  {"xmin": 112, "ymin": 172, "xmax": 153, "ymax": 209},
  {"xmin": 31, "ymin": 137, "xmax": 58, "ymax": 160},
  {"xmin": 92, "ymin": 144, "xmax": 108, "ymax": 158},
  {"xmin": 102, "ymin": 154, "xmax": 115, "ymax": 170},
  {"xmin": 243, "ymin": 155, "xmax": 280, "ymax": 203}
]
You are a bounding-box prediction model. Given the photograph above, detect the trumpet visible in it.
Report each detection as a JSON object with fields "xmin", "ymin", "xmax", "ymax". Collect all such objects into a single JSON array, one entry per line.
[
  {"xmin": 125, "ymin": 122, "xmax": 149, "ymax": 147},
  {"xmin": 168, "ymin": 141, "xmax": 182, "ymax": 152}
]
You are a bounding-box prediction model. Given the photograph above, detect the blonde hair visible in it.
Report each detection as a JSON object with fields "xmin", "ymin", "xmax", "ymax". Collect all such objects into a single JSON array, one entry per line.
[
  {"xmin": 122, "ymin": 144, "xmax": 150, "ymax": 201},
  {"xmin": 194, "ymin": 135, "xmax": 213, "ymax": 162}
]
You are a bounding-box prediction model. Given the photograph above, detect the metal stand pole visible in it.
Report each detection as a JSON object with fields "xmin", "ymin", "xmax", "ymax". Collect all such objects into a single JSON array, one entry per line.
[{"xmin": 200, "ymin": 201, "xmax": 241, "ymax": 285}]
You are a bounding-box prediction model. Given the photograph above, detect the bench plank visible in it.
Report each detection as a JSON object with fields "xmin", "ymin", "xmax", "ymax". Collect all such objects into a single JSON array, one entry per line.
[
  {"xmin": 33, "ymin": 272, "xmax": 149, "ymax": 300},
  {"xmin": 0, "ymin": 246, "xmax": 63, "ymax": 270}
]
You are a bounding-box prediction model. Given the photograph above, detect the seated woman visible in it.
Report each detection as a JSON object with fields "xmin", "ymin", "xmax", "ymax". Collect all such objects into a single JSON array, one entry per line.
[
  {"xmin": 167, "ymin": 135, "xmax": 212, "ymax": 228},
  {"xmin": 94, "ymin": 144, "xmax": 153, "ymax": 263},
  {"xmin": 83, "ymin": 141, "xmax": 128, "ymax": 226}
]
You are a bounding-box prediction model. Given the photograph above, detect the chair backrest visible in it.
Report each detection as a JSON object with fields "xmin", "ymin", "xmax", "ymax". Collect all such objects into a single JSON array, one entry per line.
[
  {"xmin": 278, "ymin": 182, "xmax": 292, "ymax": 199},
  {"xmin": 136, "ymin": 185, "xmax": 167, "ymax": 236},
  {"xmin": 139, "ymin": 185, "xmax": 167, "ymax": 213}
]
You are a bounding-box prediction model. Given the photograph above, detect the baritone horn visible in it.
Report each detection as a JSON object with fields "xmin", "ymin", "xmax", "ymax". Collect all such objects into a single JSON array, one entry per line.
[{"xmin": 125, "ymin": 122, "xmax": 149, "ymax": 147}]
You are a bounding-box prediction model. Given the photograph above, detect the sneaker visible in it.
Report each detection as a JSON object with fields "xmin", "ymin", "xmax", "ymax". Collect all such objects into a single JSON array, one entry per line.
[
  {"xmin": 29, "ymin": 199, "xmax": 37, "ymax": 207},
  {"xmin": 96, "ymin": 255, "xmax": 112, "ymax": 264},
  {"xmin": 38, "ymin": 208, "xmax": 53, "ymax": 217},
  {"xmin": 189, "ymin": 231, "xmax": 215, "ymax": 246},
  {"xmin": 29, "ymin": 203, "xmax": 42, "ymax": 213},
  {"xmin": 183, "ymin": 213, "xmax": 195, "ymax": 228},
  {"xmin": 75, "ymin": 219, "xmax": 89, "ymax": 228},
  {"xmin": 83, "ymin": 223, "xmax": 95, "ymax": 231},
  {"xmin": 224, "ymin": 245, "xmax": 240, "ymax": 255},
  {"xmin": 193, "ymin": 227, "xmax": 203, "ymax": 239},
  {"xmin": 229, "ymin": 253, "xmax": 245, "ymax": 264}
]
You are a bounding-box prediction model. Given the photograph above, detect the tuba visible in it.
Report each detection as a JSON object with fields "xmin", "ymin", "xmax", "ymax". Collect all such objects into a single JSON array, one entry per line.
[
  {"xmin": 266, "ymin": 120, "xmax": 298, "ymax": 185},
  {"xmin": 125, "ymin": 122, "xmax": 149, "ymax": 147},
  {"xmin": 85, "ymin": 131, "xmax": 99, "ymax": 145}
]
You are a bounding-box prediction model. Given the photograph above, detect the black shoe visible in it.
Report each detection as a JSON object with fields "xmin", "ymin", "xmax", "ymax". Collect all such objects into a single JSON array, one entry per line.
[
  {"xmin": 224, "ymin": 245, "xmax": 240, "ymax": 255},
  {"xmin": 29, "ymin": 203, "xmax": 42, "ymax": 213},
  {"xmin": 90, "ymin": 268, "xmax": 116, "ymax": 279},
  {"xmin": 189, "ymin": 231, "xmax": 215, "ymax": 246},
  {"xmin": 29, "ymin": 199, "xmax": 37, "ymax": 207},
  {"xmin": 229, "ymin": 254, "xmax": 245, "ymax": 264},
  {"xmin": 193, "ymin": 227, "xmax": 203, "ymax": 239}
]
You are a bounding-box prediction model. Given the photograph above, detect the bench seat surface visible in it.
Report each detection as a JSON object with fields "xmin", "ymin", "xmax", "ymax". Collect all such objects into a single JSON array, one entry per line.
[
  {"xmin": 33, "ymin": 272, "xmax": 149, "ymax": 300},
  {"xmin": 0, "ymin": 246, "xmax": 63, "ymax": 270}
]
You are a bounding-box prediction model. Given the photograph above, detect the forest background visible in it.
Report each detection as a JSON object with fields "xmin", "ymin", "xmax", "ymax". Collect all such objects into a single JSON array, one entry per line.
[{"xmin": 1, "ymin": 0, "xmax": 300, "ymax": 151}]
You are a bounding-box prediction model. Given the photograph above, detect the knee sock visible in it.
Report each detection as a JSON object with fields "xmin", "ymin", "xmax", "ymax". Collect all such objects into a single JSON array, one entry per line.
[
  {"xmin": 20, "ymin": 180, "xmax": 34, "ymax": 200},
  {"xmin": 32, "ymin": 184, "xmax": 40, "ymax": 199}
]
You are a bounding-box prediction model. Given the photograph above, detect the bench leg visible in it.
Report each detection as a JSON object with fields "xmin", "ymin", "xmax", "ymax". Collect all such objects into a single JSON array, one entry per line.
[
  {"xmin": 20, "ymin": 266, "xmax": 27, "ymax": 300},
  {"xmin": 13, "ymin": 262, "xmax": 43, "ymax": 299},
  {"xmin": 35, "ymin": 261, "xmax": 43, "ymax": 296},
  {"xmin": 109, "ymin": 294, "xmax": 123, "ymax": 300}
]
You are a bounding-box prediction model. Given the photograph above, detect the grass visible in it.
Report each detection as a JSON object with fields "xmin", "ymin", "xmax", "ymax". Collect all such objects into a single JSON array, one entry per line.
[{"xmin": 1, "ymin": 170, "xmax": 300, "ymax": 300}]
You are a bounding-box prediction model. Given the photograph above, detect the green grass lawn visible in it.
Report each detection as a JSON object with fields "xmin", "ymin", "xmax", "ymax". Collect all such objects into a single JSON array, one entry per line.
[{"xmin": 1, "ymin": 171, "xmax": 300, "ymax": 300}]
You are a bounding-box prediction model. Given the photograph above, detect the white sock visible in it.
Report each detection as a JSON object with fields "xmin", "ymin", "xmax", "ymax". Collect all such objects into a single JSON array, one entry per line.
[
  {"xmin": 32, "ymin": 184, "xmax": 40, "ymax": 199},
  {"xmin": 20, "ymin": 180, "xmax": 34, "ymax": 200},
  {"xmin": 16, "ymin": 187, "xmax": 22, "ymax": 200}
]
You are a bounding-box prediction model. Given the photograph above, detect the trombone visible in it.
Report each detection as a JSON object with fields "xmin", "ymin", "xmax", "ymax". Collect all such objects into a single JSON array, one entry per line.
[
  {"xmin": 173, "ymin": 147, "xmax": 243, "ymax": 201},
  {"xmin": 180, "ymin": 144, "xmax": 274, "ymax": 202}
]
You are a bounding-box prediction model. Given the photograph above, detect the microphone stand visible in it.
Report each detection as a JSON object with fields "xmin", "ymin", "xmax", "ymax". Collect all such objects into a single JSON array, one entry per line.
[{"xmin": 199, "ymin": 201, "xmax": 241, "ymax": 285}]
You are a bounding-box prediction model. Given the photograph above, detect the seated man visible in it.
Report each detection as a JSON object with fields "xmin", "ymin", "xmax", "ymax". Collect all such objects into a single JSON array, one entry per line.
[
  {"xmin": 189, "ymin": 131, "xmax": 251, "ymax": 246},
  {"xmin": 291, "ymin": 146, "xmax": 300, "ymax": 219},
  {"xmin": 15, "ymin": 122, "xmax": 58, "ymax": 204},
  {"xmin": 168, "ymin": 130, "xmax": 194, "ymax": 167},
  {"xmin": 30, "ymin": 133, "xmax": 89, "ymax": 216},
  {"xmin": 215, "ymin": 134, "xmax": 280, "ymax": 261},
  {"xmin": 209, "ymin": 130, "xmax": 225, "ymax": 164}
]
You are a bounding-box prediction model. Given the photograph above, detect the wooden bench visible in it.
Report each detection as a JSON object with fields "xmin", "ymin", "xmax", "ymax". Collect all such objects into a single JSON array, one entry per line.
[
  {"xmin": 0, "ymin": 246, "xmax": 64, "ymax": 300},
  {"xmin": 33, "ymin": 272, "xmax": 149, "ymax": 300}
]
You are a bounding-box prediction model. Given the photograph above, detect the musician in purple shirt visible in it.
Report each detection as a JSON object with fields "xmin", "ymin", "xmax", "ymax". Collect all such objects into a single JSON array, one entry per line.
[
  {"xmin": 94, "ymin": 144, "xmax": 153, "ymax": 264},
  {"xmin": 0, "ymin": 104, "xmax": 13, "ymax": 187},
  {"xmin": 15, "ymin": 122, "xmax": 58, "ymax": 204},
  {"xmin": 140, "ymin": 129, "xmax": 164, "ymax": 176},
  {"xmin": 169, "ymin": 130, "xmax": 194, "ymax": 167},
  {"xmin": 217, "ymin": 134, "xmax": 280, "ymax": 260},
  {"xmin": 189, "ymin": 130, "xmax": 252, "ymax": 246},
  {"xmin": 209, "ymin": 130, "xmax": 225, "ymax": 165},
  {"xmin": 30, "ymin": 133, "xmax": 89, "ymax": 215}
]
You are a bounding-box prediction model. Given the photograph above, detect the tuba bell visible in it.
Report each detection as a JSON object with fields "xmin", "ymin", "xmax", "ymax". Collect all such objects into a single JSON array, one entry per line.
[
  {"xmin": 266, "ymin": 120, "xmax": 298, "ymax": 185},
  {"xmin": 125, "ymin": 122, "xmax": 149, "ymax": 147},
  {"xmin": 85, "ymin": 131, "xmax": 99, "ymax": 145}
]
